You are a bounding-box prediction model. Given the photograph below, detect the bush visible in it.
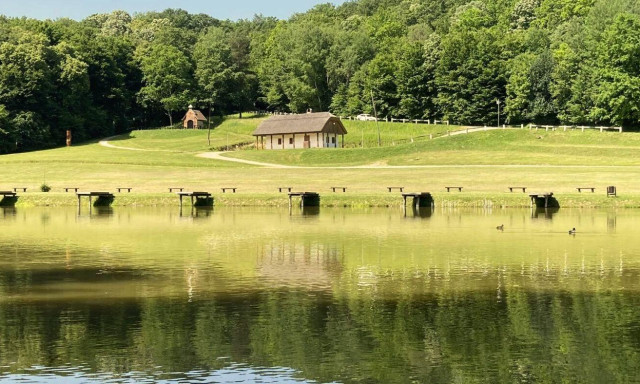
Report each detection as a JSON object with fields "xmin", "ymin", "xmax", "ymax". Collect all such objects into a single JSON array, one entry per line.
[{"xmin": 40, "ymin": 183, "xmax": 51, "ymax": 192}]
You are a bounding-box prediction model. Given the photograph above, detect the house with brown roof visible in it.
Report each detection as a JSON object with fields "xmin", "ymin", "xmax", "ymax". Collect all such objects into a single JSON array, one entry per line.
[
  {"xmin": 252, "ymin": 112, "xmax": 347, "ymax": 150},
  {"xmin": 182, "ymin": 105, "xmax": 207, "ymax": 128}
]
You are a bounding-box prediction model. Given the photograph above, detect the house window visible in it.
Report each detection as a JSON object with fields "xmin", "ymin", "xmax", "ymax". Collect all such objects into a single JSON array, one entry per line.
[
  {"xmin": 331, "ymin": 137, "xmax": 336, "ymax": 144},
  {"xmin": 289, "ymin": 138, "xmax": 294, "ymax": 145},
  {"xmin": 277, "ymin": 138, "xmax": 282, "ymax": 145}
]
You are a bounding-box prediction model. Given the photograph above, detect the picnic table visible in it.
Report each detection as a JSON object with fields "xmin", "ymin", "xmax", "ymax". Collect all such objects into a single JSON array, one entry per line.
[
  {"xmin": 331, "ymin": 187, "xmax": 347, "ymax": 192},
  {"xmin": 169, "ymin": 187, "xmax": 184, "ymax": 192},
  {"xmin": 117, "ymin": 187, "xmax": 132, "ymax": 193},
  {"xmin": 64, "ymin": 187, "xmax": 79, "ymax": 192},
  {"xmin": 387, "ymin": 186, "xmax": 404, "ymax": 192},
  {"xmin": 278, "ymin": 187, "xmax": 292, "ymax": 193},
  {"xmin": 508, "ymin": 187, "xmax": 527, "ymax": 192},
  {"xmin": 576, "ymin": 187, "xmax": 595, "ymax": 193},
  {"xmin": 445, "ymin": 186, "xmax": 463, "ymax": 192},
  {"xmin": 221, "ymin": 187, "xmax": 237, "ymax": 193},
  {"xmin": 12, "ymin": 187, "xmax": 27, "ymax": 192}
]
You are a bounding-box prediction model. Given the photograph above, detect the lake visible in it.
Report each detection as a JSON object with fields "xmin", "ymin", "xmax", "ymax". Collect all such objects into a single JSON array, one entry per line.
[{"xmin": 0, "ymin": 206, "xmax": 638, "ymax": 383}]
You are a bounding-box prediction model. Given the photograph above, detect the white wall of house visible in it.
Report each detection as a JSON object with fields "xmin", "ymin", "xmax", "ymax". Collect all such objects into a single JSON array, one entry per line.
[{"xmin": 261, "ymin": 133, "xmax": 341, "ymax": 150}]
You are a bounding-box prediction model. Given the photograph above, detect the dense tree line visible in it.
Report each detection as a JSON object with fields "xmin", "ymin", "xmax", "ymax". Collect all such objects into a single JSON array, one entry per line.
[{"xmin": 1, "ymin": 0, "xmax": 640, "ymax": 153}]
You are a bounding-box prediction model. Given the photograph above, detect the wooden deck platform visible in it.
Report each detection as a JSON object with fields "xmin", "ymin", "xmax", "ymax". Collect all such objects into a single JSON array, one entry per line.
[
  {"xmin": 529, "ymin": 192, "xmax": 558, "ymax": 208},
  {"xmin": 288, "ymin": 192, "xmax": 320, "ymax": 208},
  {"xmin": 0, "ymin": 191, "xmax": 18, "ymax": 207},
  {"xmin": 76, "ymin": 192, "xmax": 115, "ymax": 207},
  {"xmin": 176, "ymin": 191, "xmax": 213, "ymax": 207},
  {"xmin": 402, "ymin": 192, "xmax": 434, "ymax": 209}
]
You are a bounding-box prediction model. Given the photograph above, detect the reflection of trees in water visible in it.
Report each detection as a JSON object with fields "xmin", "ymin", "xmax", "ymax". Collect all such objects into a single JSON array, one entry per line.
[{"xmin": 0, "ymin": 281, "xmax": 639, "ymax": 383}]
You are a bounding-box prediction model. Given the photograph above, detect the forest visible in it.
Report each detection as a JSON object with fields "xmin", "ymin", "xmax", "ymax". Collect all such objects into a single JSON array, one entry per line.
[{"xmin": 1, "ymin": 0, "xmax": 640, "ymax": 153}]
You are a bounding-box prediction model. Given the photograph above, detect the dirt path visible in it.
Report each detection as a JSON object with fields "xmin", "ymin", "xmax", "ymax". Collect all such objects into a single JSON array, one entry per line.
[{"xmin": 100, "ymin": 127, "xmax": 619, "ymax": 170}]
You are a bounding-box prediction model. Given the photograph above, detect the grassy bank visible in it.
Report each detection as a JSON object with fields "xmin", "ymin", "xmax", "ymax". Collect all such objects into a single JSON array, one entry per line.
[
  {"xmin": 6, "ymin": 191, "xmax": 640, "ymax": 209},
  {"xmin": 3, "ymin": 117, "xmax": 640, "ymax": 210}
]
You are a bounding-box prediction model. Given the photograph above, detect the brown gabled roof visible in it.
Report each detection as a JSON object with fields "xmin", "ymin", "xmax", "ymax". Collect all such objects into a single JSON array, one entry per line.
[
  {"xmin": 182, "ymin": 109, "xmax": 207, "ymax": 121},
  {"xmin": 253, "ymin": 112, "xmax": 347, "ymax": 136}
]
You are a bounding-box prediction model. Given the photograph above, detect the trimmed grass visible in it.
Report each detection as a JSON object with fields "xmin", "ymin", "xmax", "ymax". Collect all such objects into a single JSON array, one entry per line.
[
  {"xmin": 3, "ymin": 120, "xmax": 640, "ymax": 208},
  {"xmin": 227, "ymin": 129, "xmax": 640, "ymax": 166},
  {"xmin": 108, "ymin": 115, "xmax": 459, "ymax": 153}
]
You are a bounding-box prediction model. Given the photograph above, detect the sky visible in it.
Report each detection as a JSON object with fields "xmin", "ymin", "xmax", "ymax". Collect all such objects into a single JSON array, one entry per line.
[{"xmin": 0, "ymin": 0, "xmax": 348, "ymax": 21}]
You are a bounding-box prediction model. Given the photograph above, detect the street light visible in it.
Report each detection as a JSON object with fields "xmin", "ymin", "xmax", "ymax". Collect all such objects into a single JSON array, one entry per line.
[{"xmin": 496, "ymin": 99, "xmax": 501, "ymax": 128}]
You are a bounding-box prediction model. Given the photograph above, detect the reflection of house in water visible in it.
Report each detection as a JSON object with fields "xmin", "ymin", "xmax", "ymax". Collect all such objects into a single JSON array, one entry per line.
[{"xmin": 257, "ymin": 241, "xmax": 343, "ymax": 289}]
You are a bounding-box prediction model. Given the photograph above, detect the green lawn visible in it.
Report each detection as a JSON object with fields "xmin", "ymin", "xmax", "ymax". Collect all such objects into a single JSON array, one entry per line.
[
  {"xmin": 3, "ymin": 119, "xmax": 640, "ymax": 207},
  {"xmin": 226, "ymin": 129, "xmax": 640, "ymax": 166}
]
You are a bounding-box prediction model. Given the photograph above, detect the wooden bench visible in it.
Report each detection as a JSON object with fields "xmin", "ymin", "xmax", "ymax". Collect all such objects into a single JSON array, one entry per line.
[
  {"xmin": 12, "ymin": 187, "xmax": 27, "ymax": 192},
  {"xmin": 576, "ymin": 187, "xmax": 595, "ymax": 193},
  {"xmin": 169, "ymin": 187, "xmax": 184, "ymax": 192},
  {"xmin": 508, "ymin": 187, "xmax": 527, "ymax": 192},
  {"xmin": 221, "ymin": 187, "xmax": 237, "ymax": 193},
  {"xmin": 445, "ymin": 186, "xmax": 463, "ymax": 192},
  {"xmin": 117, "ymin": 187, "xmax": 132, "ymax": 193},
  {"xmin": 387, "ymin": 187, "xmax": 404, "ymax": 192},
  {"xmin": 278, "ymin": 187, "xmax": 292, "ymax": 193},
  {"xmin": 331, "ymin": 187, "xmax": 347, "ymax": 192},
  {"xmin": 64, "ymin": 187, "xmax": 79, "ymax": 192}
]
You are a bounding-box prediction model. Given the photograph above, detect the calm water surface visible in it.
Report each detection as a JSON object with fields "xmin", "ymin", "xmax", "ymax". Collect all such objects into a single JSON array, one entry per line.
[{"xmin": 0, "ymin": 206, "xmax": 638, "ymax": 383}]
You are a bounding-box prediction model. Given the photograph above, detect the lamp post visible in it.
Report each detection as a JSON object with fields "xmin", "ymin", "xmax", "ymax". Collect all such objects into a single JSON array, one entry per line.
[{"xmin": 496, "ymin": 99, "xmax": 501, "ymax": 128}]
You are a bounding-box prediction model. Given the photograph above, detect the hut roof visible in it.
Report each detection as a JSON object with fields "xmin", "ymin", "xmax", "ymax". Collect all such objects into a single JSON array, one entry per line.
[
  {"xmin": 253, "ymin": 112, "xmax": 347, "ymax": 136},
  {"xmin": 182, "ymin": 109, "xmax": 207, "ymax": 121}
]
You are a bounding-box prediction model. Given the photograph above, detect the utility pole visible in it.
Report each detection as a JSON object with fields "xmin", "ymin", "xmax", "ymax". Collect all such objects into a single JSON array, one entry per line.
[
  {"xmin": 496, "ymin": 99, "xmax": 501, "ymax": 128},
  {"xmin": 207, "ymin": 105, "xmax": 212, "ymax": 146},
  {"xmin": 371, "ymin": 89, "xmax": 381, "ymax": 147}
]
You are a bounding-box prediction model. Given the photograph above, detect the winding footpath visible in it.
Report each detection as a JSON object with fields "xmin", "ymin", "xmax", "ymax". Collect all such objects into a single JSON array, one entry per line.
[{"xmin": 99, "ymin": 127, "xmax": 625, "ymax": 169}]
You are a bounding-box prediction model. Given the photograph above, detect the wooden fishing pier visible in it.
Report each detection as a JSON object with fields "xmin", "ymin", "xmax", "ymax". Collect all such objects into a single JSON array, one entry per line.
[{"xmin": 288, "ymin": 192, "xmax": 320, "ymax": 208}]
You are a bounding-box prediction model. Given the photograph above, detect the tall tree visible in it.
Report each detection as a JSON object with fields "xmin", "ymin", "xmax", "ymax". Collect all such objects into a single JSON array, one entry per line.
[{"xmin": 137, "ymin": 43, "xmax": 193, "ymax": 126}]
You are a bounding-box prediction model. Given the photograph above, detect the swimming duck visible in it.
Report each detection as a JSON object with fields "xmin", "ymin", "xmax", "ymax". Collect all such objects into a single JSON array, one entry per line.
[
  {"xmin": 568, "ymin": 227, "xmax": 576, "ymax": 234},
  {"xmin": 496, "ymin": 224, "xmax": 504, "ymax": 231}
]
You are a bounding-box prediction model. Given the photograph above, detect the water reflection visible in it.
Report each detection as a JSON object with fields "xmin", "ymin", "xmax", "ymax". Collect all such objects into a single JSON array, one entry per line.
[
  {"xmin": 0, "ymin": 207, "xmax": 639, "ymax": 383},
  {"xmin": 0, "ymin": 207, "xmax": 16, "ymax": 218},
  {"xmin": 289, "ymin": 206, "xmax": 320, "ymax": 218},
  {"xmin": 530, "ymin": 207, "xmax": 560, "ymax": 219},
  {"xmin": 179, "ymin": 206, "xmax": 214, "ymax": 218},
  {"xmin": 77, "ymin": 205, "xmax": 114, "ymax": 217},
  {"xmin": 404, "ymin": 206, "xmax": 433, "ymax": 218}
]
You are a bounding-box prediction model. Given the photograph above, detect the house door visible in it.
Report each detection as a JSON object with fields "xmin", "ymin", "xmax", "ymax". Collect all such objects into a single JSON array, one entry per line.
[
  {"xmin": 304, "ymin": 134, "xmax": 310, "ymax": 148},
  {"xmin": 187, "ymin": 120, "xmax": 194, "ymax": 128}
]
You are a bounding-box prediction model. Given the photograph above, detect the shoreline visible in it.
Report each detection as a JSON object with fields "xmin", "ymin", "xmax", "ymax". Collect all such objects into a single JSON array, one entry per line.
[{"xmin": 4, "ymin": 192, "xmax": 640, "ymax": 209}]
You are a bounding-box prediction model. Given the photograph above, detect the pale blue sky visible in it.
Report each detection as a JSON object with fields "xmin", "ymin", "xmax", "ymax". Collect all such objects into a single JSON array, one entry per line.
[{"xmin": 0, "ymin": 0, "xmax": 347, "ymax": 20}]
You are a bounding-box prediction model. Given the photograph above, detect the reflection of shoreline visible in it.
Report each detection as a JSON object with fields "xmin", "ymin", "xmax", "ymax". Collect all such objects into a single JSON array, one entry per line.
[{"xmin": 257, "ymin": 242, "xmax": 343, "ymax": 289}]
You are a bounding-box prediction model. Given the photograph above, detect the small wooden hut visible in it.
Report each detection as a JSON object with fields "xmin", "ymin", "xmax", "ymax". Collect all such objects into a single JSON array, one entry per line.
[
  {"xmin": 182, "ymin": 105, "xmax": 207, "ymax": 129},
  {"xmin": 252, "ymin": 112, "xmax": 347, "ymax": 150}
]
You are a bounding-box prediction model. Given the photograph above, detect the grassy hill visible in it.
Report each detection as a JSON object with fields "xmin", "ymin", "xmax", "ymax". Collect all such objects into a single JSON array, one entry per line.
[
  {"xmin": 226, "ymin": 128, "xmax": 640, "ymax": 166},
  {"xmin": 2, "ymin": 116, "xmax": 640, "ymax": 208}
]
